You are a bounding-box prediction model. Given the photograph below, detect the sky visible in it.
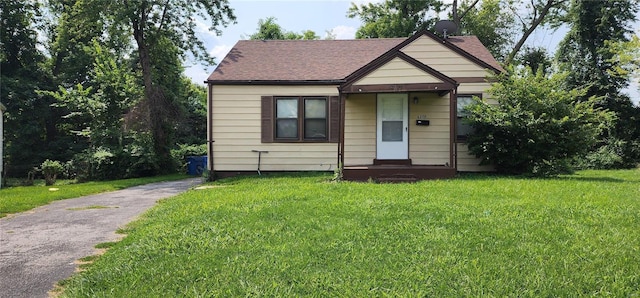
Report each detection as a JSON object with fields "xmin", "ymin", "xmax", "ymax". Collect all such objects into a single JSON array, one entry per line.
[{"xmin": 186, "ymin": 0, "xmax": 639, "ymax": 104}]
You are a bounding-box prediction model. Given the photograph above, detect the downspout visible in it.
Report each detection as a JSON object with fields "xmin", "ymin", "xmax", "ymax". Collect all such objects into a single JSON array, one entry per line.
[
  {"xmin": 449, "ymin": 86, "xmax": 458, "ymax": 170},
  {"xmin": 339, "ymin": 91, "xmax": 346, "ymax": 168},
  {"xmin": 207, "ymin": 83, "xmax": 215, "ymax": 181},
  {"xmin": 336, "ymin": 88, "xmax": 342, "ymax": 169}
]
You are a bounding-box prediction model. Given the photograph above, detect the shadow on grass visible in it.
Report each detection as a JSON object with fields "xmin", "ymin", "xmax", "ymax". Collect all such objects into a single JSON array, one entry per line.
[
  {"xmin": 210, "ymin": 171, "xmax": 333, "ymax": 184},
  {"xmin": 209, "ymin": 170, "xmax": 635, "ymax": 184},
  {"xmin": 457, "ymin": 172, "xmax": 629, "ymax": 183}
]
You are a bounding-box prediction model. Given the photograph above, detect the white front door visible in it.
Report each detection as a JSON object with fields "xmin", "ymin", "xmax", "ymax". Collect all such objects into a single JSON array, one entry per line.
[{"xmin": 377, "ymin": 93, "xmax": 408, "ymax": 159}]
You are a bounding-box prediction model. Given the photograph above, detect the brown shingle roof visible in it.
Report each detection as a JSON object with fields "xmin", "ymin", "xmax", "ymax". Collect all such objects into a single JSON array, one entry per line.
[{"xmin": 207, "ymin": 34, "xmax": 503, "ymax": 82}]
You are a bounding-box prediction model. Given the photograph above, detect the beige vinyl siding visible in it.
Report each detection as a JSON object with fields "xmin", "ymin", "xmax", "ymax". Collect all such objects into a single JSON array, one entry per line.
[
  {"xmin": 409, "ymin": 93, "xmax": 451, "ymax": 165},
  {"xmin": 354, "ymin": 57, "xmax": 443, "ymax": 85},
  {"xmin": 211, "ymin": 85, "xmax": 338, "ymax": 172},
  {"xmin": 457, "ymin": 82, "xmax": 495, "ymax": 104},
  {"xmin": 401, "ymin": 36, "xmax": 491, "ymax": 78},
  {"xmin": 457, "ymin": 143, "xmax": 495, "ymax": 172},
  {"xmin": 344, "ymin": 93, "xmax": 376, "ymax": 165}
]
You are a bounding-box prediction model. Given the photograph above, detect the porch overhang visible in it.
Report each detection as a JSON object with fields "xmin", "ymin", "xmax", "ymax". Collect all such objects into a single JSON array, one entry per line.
[{"xmin": 341, "ymin": 82, "xmax": 455, "ymax": 96}]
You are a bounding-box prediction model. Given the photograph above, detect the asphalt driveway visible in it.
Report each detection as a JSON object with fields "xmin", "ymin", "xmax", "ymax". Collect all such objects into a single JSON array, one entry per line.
[{"xmin": 0, "ymin": 178, "xmax": 201, "ymax": 298}]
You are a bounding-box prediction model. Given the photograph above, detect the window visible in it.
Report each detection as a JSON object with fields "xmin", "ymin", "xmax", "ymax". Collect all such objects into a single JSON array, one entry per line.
[
  {"xmin": 276, "ymin": 98, "xmax": 299, "ymax": 139},
  {"xmin": 262, "ymin": 95, "xmax": 339, "ymax": 143},
  {"xmin": 271, "ymin": 96, "xmax": 329, "ymax": 141},
  {"xmin": 456, "ymin": 95, "xmax": 478, "ymax": 141},
  {"xmin": 303, "ymin": 98, "xmax": 327, "ymax": 140}
]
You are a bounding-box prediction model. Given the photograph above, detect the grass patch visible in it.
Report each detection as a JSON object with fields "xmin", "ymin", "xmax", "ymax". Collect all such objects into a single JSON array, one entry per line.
[
  {"xmin": 0, "ymin": 174, "xmax": 189, "ymax": 218},
  {"xmin": 67, "ymin": 205, "xmax": 118, "ymax": 211},
  {"xmin": 94, "ymin": 242, "xmax": 119, "ymax": 249},
  {"xmin": 78, "ymin": 255, "xmax": 101, "ymax": 263},
  {"xmin": 60, "ymin": 170, "xmax": 640, "ymax": 297}
]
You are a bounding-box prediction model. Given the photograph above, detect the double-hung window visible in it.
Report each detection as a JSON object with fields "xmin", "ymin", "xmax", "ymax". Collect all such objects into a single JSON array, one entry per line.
[
  {"xmin": 275, "ymin": 96, "xmax": 328, "ymax": 141},
  {"xmin": 456, "ymin": 95, "xmax": 478, "ymax": 141}
]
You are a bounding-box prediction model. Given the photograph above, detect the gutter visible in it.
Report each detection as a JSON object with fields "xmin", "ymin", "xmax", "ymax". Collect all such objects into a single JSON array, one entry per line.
[{"xmin": 205, "ymin": 79, "xmax": 346, "ymax": 86}]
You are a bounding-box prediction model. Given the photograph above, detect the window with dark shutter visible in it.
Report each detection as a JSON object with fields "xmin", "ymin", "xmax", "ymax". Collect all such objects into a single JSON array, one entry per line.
[{"xmin": 261, "ymin": 95, "xmax": 340, "ymax": 143}]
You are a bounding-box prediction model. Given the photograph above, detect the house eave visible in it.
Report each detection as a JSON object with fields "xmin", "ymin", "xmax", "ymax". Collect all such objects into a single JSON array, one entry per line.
[
  {"xmin": 205, "ymin": 79, "xmax": 345, "ymax": 86},
  {"xmin": 341, "ymin": 82, "xmax": 456, "ymax": 94}
]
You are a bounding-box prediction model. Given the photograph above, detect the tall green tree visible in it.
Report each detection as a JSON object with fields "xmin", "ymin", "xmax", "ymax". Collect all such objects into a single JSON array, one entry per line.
[
  {"xmin": 88, "ymin": 0, "xmax": 236, "ymax": 172},
  {"xmin": 557, "ymin": 0, "xmax": 637, "ymax": 98},
  {"xmin": 0, "ymin": 0, "xmax": 56, "ymax": 175},
  {"xmin": 347, "ymin": 0, "xmax": 444, "ymax": 38},
  {"xmin": 557, "ymin": 0, "xmax": 640, "ymax": 168},
  {"xmin": 503, "ymin": 0, "xmax": 567, "ymax": 65},
  {"xmin": 517, "ymin": 46, "xmax": 553, "ymax": 75},
  {"xmin": 247, "ymin": 17, "xmax": 319, "ymax": 40},
  {"xmin": 457, "ymin": 0, "xmax": 514, "ymax": 60}
]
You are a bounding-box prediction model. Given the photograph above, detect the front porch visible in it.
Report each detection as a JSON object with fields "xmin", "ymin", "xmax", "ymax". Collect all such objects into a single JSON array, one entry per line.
[{"xmin": 343, "ymin": 164, "xmax": 456, "ymax": 182}]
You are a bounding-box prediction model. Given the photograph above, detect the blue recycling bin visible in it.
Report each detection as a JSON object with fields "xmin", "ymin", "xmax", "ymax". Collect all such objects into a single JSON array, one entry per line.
[{"xmin": 186, "ymin": 156, "xmax": 208, "ymax": 175}]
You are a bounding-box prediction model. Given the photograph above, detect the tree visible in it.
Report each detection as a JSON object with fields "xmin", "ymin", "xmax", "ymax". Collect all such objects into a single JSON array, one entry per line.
[
  {"xmin": 247, "ymin": 17, "xmax": 319, "ymax": 40},
  {"xmin": 465, "ymin": 68, "xmax": 614, "ymax": 176},
  {"xmin": 503, "ymin": 0, "xmax": 567, "ymax": 66},
  {"xmin": 606, "ymin": 33, "xmax": 640, "ymax": 83},
  {"xmin": 517, "ymin": 46, "xmax": 552, "ymax": 75},
  {"xmin": 557, "ymin": 0, "xmax": 640, "ymax": 168},
  {"xmin": 91, "ymin": 0, "xmax": 236, "ymax": 172},
  {"xmin": 0, "ymin": 0, "xmax": 56, "ymax": 175},
  {"xmin": 347, "ymin": 0, "xmax": 444, "ymax": 38},
  {"xmin": 346, "ymin": 0, "xmax": 541, "ymax": 63},
  {"xmin": 457, "ymin": 0, "xmax": 515, "ymax": 60}
]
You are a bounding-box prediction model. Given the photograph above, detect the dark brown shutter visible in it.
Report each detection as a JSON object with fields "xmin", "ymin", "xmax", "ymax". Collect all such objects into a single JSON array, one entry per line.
[
  {"xmin": 261, "ymin": 96, "xmax": 274, "ymax": 143},
  {"xmin": 328, "ymin": 96, "xmax": 340, "ymax": 143}
]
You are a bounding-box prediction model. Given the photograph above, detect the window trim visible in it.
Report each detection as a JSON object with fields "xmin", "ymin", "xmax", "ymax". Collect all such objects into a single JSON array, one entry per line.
[
  {"xmin": 456, "ymin": 93, "xmax": 482, "ymax": 142},
  {"xmin": 274, "ymin": 96, "xmax": 329, "ymax": 143}
]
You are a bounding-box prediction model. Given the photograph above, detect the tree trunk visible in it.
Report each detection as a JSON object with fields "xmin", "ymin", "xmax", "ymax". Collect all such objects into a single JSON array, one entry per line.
[
  {"xmin": 504, "ymin": 0, "xmax": 558, "ymax": 66},
  {"xmin": 132, "ymin": 11, "xmax": 172, "ymax": 172}
]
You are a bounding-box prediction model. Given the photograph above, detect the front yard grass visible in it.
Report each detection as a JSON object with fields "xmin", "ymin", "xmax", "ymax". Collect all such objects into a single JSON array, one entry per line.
[
  {"xmin": 60, "ymin": 170, "xmax": 639, "ymax": 297},
  {"xmin": 0, "ymin": 174, "xmax": 189, "ymax": 218}
]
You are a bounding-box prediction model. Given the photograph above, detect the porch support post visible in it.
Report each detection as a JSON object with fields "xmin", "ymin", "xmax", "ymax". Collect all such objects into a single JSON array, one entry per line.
[
  {"xmin": 339, "ymin": 90, "xmax": 346, "ymax": 168},
  {"xmin": 207, "ymin": 83, "xmax": 215, "ymax": 180},
  {"xmin": 449, "ymin": 87, "xmax": 457, "ymax": 169}
]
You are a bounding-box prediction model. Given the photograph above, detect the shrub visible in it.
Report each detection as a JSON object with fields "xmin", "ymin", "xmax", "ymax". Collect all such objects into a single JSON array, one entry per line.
[
  {"xmin": 40, "ymin": 159, "xmax": 64, "ymax": 186},
  {"xmin": 466, "ymin": 68, "xmax": 615, "ymax": 176},
  {"xmin": 170, "ymin": 143, "xmax": 207, "ymax": 174},
  {"xmin": 574, "ymin": 138, "xmax": 625, "ymax": 169}
]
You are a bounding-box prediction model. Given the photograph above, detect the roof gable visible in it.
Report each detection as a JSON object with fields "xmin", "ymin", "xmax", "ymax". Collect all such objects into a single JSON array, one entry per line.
[
  {"xmin": 342, "ymin": 51, "xmax": 456, "ymax": 89},
  {"xmin": 400, "ymin": 33, "xmax": 504, "ymax": 78},
  {"xmin": 353, "ymin": 57, "xmax": 446, "ymax": 85}
]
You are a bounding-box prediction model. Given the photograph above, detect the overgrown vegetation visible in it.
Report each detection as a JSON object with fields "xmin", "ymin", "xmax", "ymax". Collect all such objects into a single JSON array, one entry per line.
[
  {"xmin": 40, "ymin": 159, "xmax": 63, "ymax": 186},
  {"xmin": 466, "ymin": 68, "xmax": 614, "ymax": 176},
  {"xmin": 0, "ymin": 0, "xmax": 232, "ymax": 180},
  {"xmin": 58, "ymin": 170, "xmax": 639, "ymax": 297}
]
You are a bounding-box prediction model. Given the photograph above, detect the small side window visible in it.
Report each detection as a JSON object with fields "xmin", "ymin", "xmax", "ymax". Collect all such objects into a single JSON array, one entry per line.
[{"xmin": 456, "ymin": 95, "xmax": 477, "ymax": 141}]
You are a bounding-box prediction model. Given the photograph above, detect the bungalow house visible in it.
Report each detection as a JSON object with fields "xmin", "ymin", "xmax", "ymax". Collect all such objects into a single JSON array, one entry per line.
[{"xmin": 205, "ymin": 30, "xmax": 503, "ymax": 181}]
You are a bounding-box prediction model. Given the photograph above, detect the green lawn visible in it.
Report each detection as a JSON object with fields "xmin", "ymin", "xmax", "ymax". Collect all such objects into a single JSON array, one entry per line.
[
  {"xmin": 0, "ymin": 174, "xmax": 190, "ymax": 218},
  {"xmin": 60, "ymin": 170, "xmax": 639, "ymax": 297}
]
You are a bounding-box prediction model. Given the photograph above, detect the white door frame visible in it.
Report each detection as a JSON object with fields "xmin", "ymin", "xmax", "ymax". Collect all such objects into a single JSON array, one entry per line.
[{"xmin": 376, "ymin": 93, "xmax": 408, "ymax": 159}]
